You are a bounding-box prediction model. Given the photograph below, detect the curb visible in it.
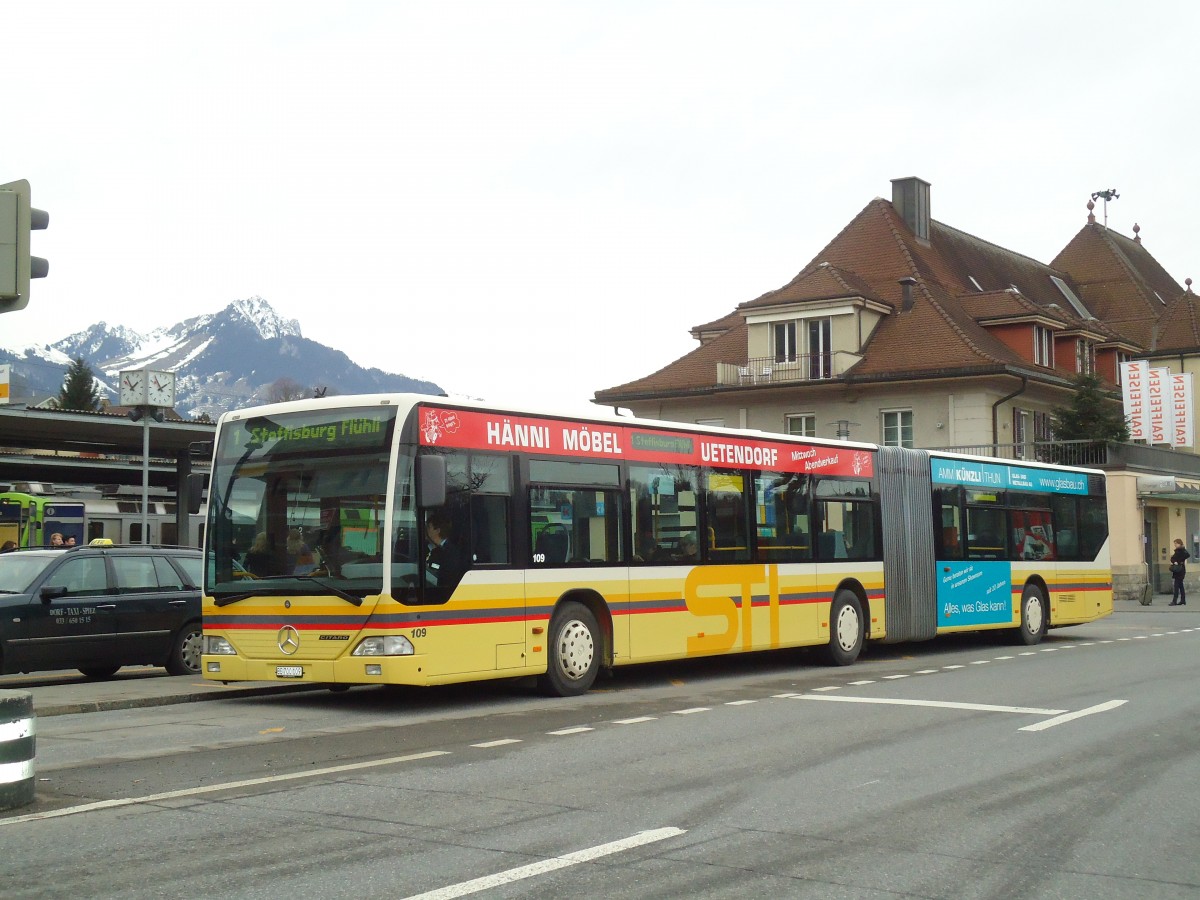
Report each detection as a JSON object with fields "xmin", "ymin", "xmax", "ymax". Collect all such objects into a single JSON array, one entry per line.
[
  {"xmin": 31, "ymin": 681, "xmax": 329, "ymax": 718},
  {"xmin": 0, "ymin": 691, "xmax": 35, "ymax": 811}
]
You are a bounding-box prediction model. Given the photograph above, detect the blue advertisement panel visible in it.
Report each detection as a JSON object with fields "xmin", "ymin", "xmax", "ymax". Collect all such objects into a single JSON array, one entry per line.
[
  {"xmin": 931, "ymin": 459, "xmax": 1088, "ymax": 495},
  {"xmin": 937, "ymin": 560, "xmax": 1013, "ymax": 628}
]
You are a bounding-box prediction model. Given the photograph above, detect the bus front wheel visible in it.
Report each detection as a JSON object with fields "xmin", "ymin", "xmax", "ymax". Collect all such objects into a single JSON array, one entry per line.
[
  {"xmin": 538, "ymin": 601, "xmax": 600, "ymax": 697},
  {"xmin": 1015, "ymin": 584, "xmax": 1048, "ymax": 645},
  {"xmin": 822, "ymin": 590, "xmax": 864, "ymax": 666}
]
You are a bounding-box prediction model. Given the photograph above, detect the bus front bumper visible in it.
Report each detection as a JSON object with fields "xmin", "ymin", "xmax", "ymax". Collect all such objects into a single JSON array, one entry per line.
[{"xmin": 201, "ymin": 654, "xmax": 431, "ymax": 685}]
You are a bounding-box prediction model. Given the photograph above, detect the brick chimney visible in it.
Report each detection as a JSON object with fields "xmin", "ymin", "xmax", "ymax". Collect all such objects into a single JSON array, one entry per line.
[{"xmin": 891, "ymin": 177, "xmax": 931, "ymax": 241}]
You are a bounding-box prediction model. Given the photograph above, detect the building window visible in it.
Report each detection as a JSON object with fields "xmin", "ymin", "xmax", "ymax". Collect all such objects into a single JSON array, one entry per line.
[
  {"xmin": 807, "ymin": 318, "xmax": 832, "ymax": 379},
  {"xmin": 1034, "ymin": 326, "xmax": 1054, "ymax": 367},
  {"xmin": 1013, "ymin": 408, "xmax": 1030, "ymax": 458},
  {"xmin": 882, "ymin": 410, "xmax": 913, "ymax": 448},
  {"xmin": 1075, "ymin": 339, "xmax": 1095, "ymax": 374},
  {"xmin": 773, "ymin": 321, "xmax": 797, "ymax": 363},
  {"xmin": 785, "ymin": 414, "xmax": 816, "ymax": 437}
]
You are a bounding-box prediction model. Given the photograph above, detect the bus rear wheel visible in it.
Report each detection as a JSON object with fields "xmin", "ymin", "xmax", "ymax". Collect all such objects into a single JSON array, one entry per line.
[
  {"xmin": 822, "ymin": 590, "xmax": 864, "ymax": 666},
  {"xmin": 1014, "ymin": 584, "xmax": 1048, "ymax": 645},
  {"xmin": 538, "ymin": 601, "xmax": 600, "ymax": 697}
]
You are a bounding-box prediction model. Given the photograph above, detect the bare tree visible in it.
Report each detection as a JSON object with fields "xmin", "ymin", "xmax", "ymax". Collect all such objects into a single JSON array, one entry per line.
[{"xmin": 267, "ymin": 377, "xmax": 308, "ymax": 403}]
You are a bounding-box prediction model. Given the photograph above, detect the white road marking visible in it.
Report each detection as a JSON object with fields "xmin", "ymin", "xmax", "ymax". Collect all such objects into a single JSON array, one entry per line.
[
  {"xmin": 472, "ymin": 739, "xmax": 522, "ymax": 748},
  {"xmin": 812, "ymin": 685, "xmax": 842, "ymax": 691},
  {"xmin": 547, "ymin": 727, "xmax": 592, "ymax": 736},
  {"xmin": 0, "ymin": 750, "xmax": 451, "ymax": 825},
  {"xmin": 793, "ymin": 695, "xmax": 1066, "ymax": 716},
  {"xmin": 848, "ymin": 680, "xmax": 876, "ymax": 685},
  {"xmin": 915, "ymin": 669, "xmax": 939, "ymax": 674},
  {"xmin": 672, "ymin": 707, "xmax": 710, "ymax": 715},
  {"xmin": 1019, "ymin": 699, "xmax": 1128, "ymax": 732},
  {"xmin": 883, "ymin": 674, "xmax": 910, "ymax": 680},
  {"xmin": 401, "ymin": 827, "xmax": 687, "ymax": 900},
  {"xmin": 613, "ymin": 716, "xmax": 656, "ymax": 725},
  {"xmin": 725, "ymin": 699, "xmax": 757, "ymax": 705},
  {"xmin": 943, "ymin": 665, "xmax": 965, "ymax": 669}
]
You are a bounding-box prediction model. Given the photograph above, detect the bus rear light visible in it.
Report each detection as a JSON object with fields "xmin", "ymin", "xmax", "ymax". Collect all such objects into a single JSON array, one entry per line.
[{"xmin": 352, "ymin": 635, "xmax": 415, "ymax": 657}]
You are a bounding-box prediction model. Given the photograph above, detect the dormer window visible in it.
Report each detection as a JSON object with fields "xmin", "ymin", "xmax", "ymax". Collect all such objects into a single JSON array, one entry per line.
[
  {"xmin": 1075, "ymin": 339, "xmax": 1095, "ymax": 374},
  {"xmin": 1034, "ymin": 325, "xmax": 1054, "ymax": 367},
  {"xmin": 773, "ymin": 322, "xmax": 797, "ymax": 362}
]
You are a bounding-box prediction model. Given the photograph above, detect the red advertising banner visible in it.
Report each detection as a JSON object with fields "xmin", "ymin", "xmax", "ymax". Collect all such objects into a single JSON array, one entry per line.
[{"xmin": 417, "ymin": 406, "xmax": 875, "ymax": 478}]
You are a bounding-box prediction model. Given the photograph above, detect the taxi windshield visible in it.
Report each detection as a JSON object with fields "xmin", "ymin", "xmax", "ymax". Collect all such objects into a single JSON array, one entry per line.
[
  {"xmin": 205, "ymin": 407, "xmax": 399, "ymax": 599},
  {"xmin": 0, "ymin": 553, "xmax": 59, "ymax": 593}
]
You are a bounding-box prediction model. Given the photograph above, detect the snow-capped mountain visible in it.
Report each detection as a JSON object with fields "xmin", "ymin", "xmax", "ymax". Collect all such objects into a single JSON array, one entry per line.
[{"xmin": 0, "ymin": 297, "xmax": 442, "ymax": 418}]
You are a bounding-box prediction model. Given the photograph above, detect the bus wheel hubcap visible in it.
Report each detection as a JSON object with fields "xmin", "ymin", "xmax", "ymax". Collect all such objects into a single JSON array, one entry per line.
[
  {"xmin": 557, "ymin": 620, "xmax": 594, "ymax": 680},
  {"xmin": 835, "ymin": 605, "xmax": 859, "ymax": 651},
  {"xmin": 1026, "ymin": 595, "xmax": 1043, "ymax": 633}
]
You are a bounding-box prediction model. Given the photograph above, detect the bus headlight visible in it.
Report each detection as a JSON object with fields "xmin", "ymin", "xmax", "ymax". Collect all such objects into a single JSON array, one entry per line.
[
  {"xmin": 352, "ymin": 635, "xmax": 415, "ymax": 657},
  {"xmin": 204, "ymin": 635, "xmax": 236, "ymax": 655}
]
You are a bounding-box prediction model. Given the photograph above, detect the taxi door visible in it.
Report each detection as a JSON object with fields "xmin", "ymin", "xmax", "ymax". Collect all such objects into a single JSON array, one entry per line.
[{"xmin": 17, "ymin": 554, "xmax": 116, "ymax": 671}]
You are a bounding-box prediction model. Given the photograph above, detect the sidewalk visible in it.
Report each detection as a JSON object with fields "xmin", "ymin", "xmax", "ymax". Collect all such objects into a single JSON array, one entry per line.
[{"xmin": 0, "ymin": 669, "xmax": 326, "ymax": 718}]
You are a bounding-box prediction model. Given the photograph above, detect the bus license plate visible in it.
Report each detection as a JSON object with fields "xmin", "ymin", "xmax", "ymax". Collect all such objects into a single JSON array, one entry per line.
[{"xmin": 276, "ymin": 665, "xmax": 304, "ymax": 679}]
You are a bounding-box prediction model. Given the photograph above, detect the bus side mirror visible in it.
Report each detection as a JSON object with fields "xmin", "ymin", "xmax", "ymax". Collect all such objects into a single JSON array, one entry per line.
[
  {"xmin": 417, "ymin": 455, "xmax": 446, "ymax": 508},
  {"xmin": 186, "ymin": 473, "xmax": 206, "ymax": 515}
]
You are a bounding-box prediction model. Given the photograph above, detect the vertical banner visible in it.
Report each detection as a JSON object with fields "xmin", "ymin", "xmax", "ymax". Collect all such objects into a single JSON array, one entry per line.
[
  {"xmin": 1120, "ymin": 360, "xmax": 1147, "ymax": 441},
  {"xmin": 0, "ymin": 364, "xmax": 8, "ymax": 405},
  {"xmin": 1146, "ymin": 366, "xmax": 1173, "ymax": 445},
  {"xmin": 1172, "ymin": 372, "xmax": 1194, "ymax": 448}
]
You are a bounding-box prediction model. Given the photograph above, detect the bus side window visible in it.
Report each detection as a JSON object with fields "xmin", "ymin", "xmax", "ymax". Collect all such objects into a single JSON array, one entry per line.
[{"xmin": 705, "ymin": 469, "xmax": 751, "ymax": 563}]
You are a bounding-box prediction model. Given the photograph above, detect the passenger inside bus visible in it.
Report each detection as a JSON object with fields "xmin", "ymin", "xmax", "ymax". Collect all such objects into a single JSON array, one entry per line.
[
  {"xmin": 675, "ymin": 533, "xmax": 699, "ymax": 562},
  {"xmin": 244, "ymin": 532, "xmax": 274, "ymax": 576}
]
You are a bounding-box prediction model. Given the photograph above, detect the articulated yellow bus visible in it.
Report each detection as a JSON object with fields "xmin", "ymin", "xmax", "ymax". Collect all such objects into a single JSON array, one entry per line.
[{"xmin": 200, "ymin": 394, "xmax": 1112, "ymax": 696}]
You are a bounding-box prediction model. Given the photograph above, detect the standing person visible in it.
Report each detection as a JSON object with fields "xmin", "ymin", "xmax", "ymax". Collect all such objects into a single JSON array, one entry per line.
[
  {"xmin": 1169, "ymin": 538, "xmax": 1190, "ymax": 606},
  {"xmin": 49, "ymin": 532, "xmax": 64, "ymax": 548},
  {"xmin": 0, "ymin": 540, "xmax": 16, "ymax": 553}
]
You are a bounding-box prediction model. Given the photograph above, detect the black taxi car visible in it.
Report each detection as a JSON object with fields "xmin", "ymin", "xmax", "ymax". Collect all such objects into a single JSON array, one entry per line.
[{"xmin": 0, "ymin": 544, "xmax": 204, "ymax": 678}]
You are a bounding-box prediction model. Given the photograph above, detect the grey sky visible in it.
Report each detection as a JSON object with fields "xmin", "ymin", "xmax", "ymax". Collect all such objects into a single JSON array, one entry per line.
[{"xmin": 5, "ymin": 1, "xmax": 1195, "ymax": 413}]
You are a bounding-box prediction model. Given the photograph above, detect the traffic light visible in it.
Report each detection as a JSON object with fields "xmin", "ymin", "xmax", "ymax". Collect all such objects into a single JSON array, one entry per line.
[{"xmin": 0, "ymin": 179, "xmax": 49, "ymax": 313}]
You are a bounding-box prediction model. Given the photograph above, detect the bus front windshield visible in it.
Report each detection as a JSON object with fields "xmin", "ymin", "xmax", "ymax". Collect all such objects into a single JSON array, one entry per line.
[{"xmin": 206, "ymin": 406, "xmax": 401, "ymax": 601}]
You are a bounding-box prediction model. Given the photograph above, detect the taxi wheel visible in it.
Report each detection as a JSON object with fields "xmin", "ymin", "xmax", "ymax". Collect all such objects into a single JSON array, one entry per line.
[
  {"xmin": 166, "ymin": 623, "xmax": 203, "ymax": 675},
  {"xmin": 79, "ymin": 665, "xmax": 120, "ymax": 679}
]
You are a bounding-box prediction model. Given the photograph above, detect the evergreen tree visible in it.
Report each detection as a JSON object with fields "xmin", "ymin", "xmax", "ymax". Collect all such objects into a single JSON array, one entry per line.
[
  {"xmin": 57, "ymin": 357, "xmax": 102, "ymax": 411},
  {"xmin": 1050, "ymin": 373, "xmax": 1129, "ymax": 459}
]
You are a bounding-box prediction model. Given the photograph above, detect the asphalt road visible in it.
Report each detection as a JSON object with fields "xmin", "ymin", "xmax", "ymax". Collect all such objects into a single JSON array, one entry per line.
[{"xmin": 3, "ymin": 602, "xmax": 1199, "ymax": 899}]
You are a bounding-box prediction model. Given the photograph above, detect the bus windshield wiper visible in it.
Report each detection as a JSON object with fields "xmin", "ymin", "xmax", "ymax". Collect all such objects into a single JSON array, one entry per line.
[
  {"xmin": 210, "ymin": 578, "xmax": 301, "ymax": 606},
  {"xmin": 213, "ymin": 592, "xmax": 256, "ymax": 607},
  {"xmin": 296, "ymin": 575, "xmax": 364, "ymax": 606}
]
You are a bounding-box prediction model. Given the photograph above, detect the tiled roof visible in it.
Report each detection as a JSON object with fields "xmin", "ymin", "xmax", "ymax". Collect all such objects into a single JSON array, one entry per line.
[
  {"xmin": 1151, "ymin": 287, "xmax": 1200, "ymax": 353},
  {"xmin": 739, "ymin": 261, "xmax": 886, "ymax": 311},
  {"xmin": 595, "ymin": 182, "xmax": 1183, "ymax": 403},
  {"xmin": 1051, "ymin": 221, "xmax": 1185, "ymax": 348}
]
